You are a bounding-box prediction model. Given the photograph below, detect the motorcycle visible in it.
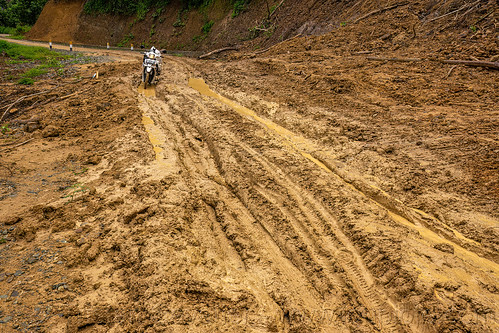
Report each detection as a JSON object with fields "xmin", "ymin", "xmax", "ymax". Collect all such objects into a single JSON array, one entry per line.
[{"xmin": 142, "ymin": 51, "xmax": 160, "ymax": 89}]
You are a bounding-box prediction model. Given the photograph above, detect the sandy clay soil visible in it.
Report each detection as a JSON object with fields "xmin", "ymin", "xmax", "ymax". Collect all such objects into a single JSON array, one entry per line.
[{"xmin": 0, "ymin": 31, "xmax": 498, "ymax": 333}]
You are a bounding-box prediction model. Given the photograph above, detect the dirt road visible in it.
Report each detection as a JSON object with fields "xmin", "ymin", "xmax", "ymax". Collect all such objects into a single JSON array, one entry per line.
[{"xmin": 0, "ymin": 37, "xmax": 497, "ymax": 332}]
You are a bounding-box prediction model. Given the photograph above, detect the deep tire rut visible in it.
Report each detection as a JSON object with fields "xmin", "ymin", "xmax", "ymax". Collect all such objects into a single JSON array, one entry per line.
[{"xmin": 137, "ymin": 76, "xmax": 414, "ymax": 331}]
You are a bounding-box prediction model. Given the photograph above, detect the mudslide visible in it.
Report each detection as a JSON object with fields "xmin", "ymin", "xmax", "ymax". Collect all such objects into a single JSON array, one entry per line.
[{"xmin": 1, "ymin": 38, "xmax": 497, "ymax": 332}]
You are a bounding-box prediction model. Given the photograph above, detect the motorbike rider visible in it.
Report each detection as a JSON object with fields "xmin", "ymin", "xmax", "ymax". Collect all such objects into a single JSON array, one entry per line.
[
  {"xmin": 150, "ymin": 46, "xmax": 161, "ymax": 76},
  {"xmin": 142, "ymin": 46, "xmax": 162, "ymax": 75}
]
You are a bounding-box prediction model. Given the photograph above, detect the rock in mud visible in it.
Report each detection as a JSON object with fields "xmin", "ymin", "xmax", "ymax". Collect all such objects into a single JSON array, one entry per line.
[
  {"xmin": 2, "ymin": 216, "xmax": 22, "ymax": 226},
  {"xmin": 433, "ymin": 243, "xmax": 454, "ymax": 254},
  {"xmin": 86, "ymin": 242, "xmax": 100, "ymax": 261},
  {"xmin": 86, "ymin": 155, "xmax": 101, "ymax": 165},
  {"xmin": 42, "ymin": 125, "xmax": 60, "ymax": 138}
]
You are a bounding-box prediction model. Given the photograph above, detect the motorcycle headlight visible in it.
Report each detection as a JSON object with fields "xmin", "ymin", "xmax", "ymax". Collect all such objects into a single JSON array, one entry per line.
[{"xmin": 148, "ymin": 54, "xmax": 156, "ymax": 59}]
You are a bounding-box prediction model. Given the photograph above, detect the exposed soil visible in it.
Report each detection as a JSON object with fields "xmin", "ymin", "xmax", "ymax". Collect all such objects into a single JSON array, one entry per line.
[{"xmin": 1, "ymin": 3, "xmax": 498, "ymax": 331}]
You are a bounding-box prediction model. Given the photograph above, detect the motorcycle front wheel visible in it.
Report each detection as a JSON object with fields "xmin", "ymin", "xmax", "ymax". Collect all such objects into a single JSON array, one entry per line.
[{"xmin": 144, "ymin": 72, "xmax": 149, "ymax": 89}]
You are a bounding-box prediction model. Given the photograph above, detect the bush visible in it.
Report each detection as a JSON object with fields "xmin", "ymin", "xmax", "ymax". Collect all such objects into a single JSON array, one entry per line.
[
  {"xmin": 0, "ymin": 0, "xmax": 48, "ymax": 27},
  {"xmin": 84, "ymin": 0, "xmax": 171, "ymax": 16},
  {"xmin": 0, "ymin": 26, "xmax": 16, "ymax": 34},
  {"xmin": 232, "ymin": 0, "xmax": 250, "ymax": 18},
  {"xmin": 201, "ymin": 20, "xmax": 214, "ymax": 34}
]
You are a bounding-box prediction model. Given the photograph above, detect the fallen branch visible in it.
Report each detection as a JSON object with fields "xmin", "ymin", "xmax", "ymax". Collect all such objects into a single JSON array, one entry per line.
[
  {"xmin": 0, "ymin": 138, "xmax": 34, "ymax": 153},
  {"xmin": 199, "ymin": 46, "xmax": 240, "ymax": 59},
  {"xmin": 473, "ymin": 10, "xmax": 494, "ymax": 26},
  {"xmin": 352, "ymin": 51, "xmax": 373, "ymax": 55},
  {"xmin": 441, "ymin": 59, "xmax": 499, "ymax": 69},
  {"xmin": 269, "ymin": 0, "xmax": 285, "ymax": 19},
  {"xmin": 428, "ymin": 0, "xmax": 479, "ymax": 23},
  {"xmin": 444, "ymin": 65, "xmax": 458, "ymax": 79},
  {"xmin": 367, "ymin": 56, "xmax": 422, "ymax": 62},
  {"xmin": 58, "ymin": 87, "xmax": 93, "ymax": 101},
  {"xmin": 354, "ymin": 2, "xmax": 409, "ymax": 23},
  {"xmin": 366, "ymin": 56, "xmax": 499, "ymax": 70},
  {"xmin": 254, "ymin": 33, "xmax": 302, "ymax": 55},
  {"xmin": 0, "ymin": 89, "xmax": 53, "ymax": 122}
]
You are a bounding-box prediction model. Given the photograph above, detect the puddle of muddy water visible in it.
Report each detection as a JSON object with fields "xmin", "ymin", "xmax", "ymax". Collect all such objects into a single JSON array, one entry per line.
[
  {"xmin": 137, "ymin": 85, "xmax": 178, "ymax": 178},
  {"xmin": 188, "ymin": 77, "xmax": 499, "ymax": 283},
  {"xmin": 138, "ymin": 84, "xmax": 156, "ymax": 97}
]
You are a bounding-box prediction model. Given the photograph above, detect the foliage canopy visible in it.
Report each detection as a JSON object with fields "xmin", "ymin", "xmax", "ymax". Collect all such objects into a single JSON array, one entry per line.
[{"xmin": 0, "ymin": 0, "xmax": 48, "ymax": 27}]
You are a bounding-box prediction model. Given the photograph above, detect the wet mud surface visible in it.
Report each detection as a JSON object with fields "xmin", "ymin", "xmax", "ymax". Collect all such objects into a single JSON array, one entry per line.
[{"xmin": 0, "ymin": 35, "xmax": 498, "ymax": 332}]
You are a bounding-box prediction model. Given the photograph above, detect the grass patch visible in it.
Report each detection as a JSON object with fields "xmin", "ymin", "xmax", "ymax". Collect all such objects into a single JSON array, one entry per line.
[
  {"xmin": 232, "ymin": 0, "xmax": 249, "ymax": 18},
  {"xmin": 201, "ymin": 20, "xmax": 214, "ymax": 34},
  {"xmin": 23, "ymin": 67, "xmax": 49, "ymax": 78},
  {"xmin": 117, "ymin": 33, "xmax": 134, "ymax": 47},
  {"xmin": 17, "ymin": 77, "xmax": 34, "ymax": 85},
  {"xmin": 0, "ymin": 40, "xmax": 67, "ymax": 61},
  {"xmin": 1, "ymin": 40, "xmax": 69, "ymax": 84}
]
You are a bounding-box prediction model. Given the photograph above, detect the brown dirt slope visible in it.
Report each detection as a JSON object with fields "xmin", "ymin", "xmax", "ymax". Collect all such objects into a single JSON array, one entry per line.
[{"xmin": 27, "ymin": 0, "xmax": 498, "ymax": 53}]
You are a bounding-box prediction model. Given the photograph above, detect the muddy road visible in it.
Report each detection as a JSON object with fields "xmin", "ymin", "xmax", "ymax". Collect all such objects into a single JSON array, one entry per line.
[{"xmin": 0, "ymin": 38, "xmax": 498, "ymax": 332}]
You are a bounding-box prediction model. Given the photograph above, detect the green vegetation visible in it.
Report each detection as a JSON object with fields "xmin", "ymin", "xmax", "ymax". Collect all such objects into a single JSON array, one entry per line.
[
  {"xmin": 232, "ymin": 0, "xmax": 250, "ymax": 18},
  {"xmin": 117, "ymin": 33, "xmax": 134, "ymax": 47},
  {"xmin": 84, "ymin": 0, "xmax": 170, "ymax": 15},
  {"xmin": 84, "ymin": 0, "xmax": 218, "ymax": 17},
  {"xmin": 152, "ymin": 7, "xmax": 163, "ymax": 20},
  {"xmin": 17, "ymin": 77, "xmax": 34, "ymax": 85},
  {"xmin": 0, "ymin": 0, "xmax": 47, "ymax": 28},
  {"xmin": 23, "ymin": 67, "xmax": 48, "ymax": 78},
  {"xmin": 0, "ymin": 26, "xmax": 16, "ymax": 34},
  {"xmin": 0, "ymin": 40, "xmax": 68, "ymax": 84},
  {"xmin": 193, "ymin": 19, "xmax": 214, "ymax": 43},
  {"xmin": 202, "ymin": 20, "xmax": 214, "ymax": 34},
  {"xmin": 1, "ymin": 124, "xmax": 10, "ymax": 135},
  {"xmin": 173, "ymin": 9, "xmax": 187, "ymax": 27},
  {"xmin": 64, "ymin": 183, "xmax": 88, "ymax": 202},
  {"xmin": 0, "ymin": 40, "xmax": 66, "ymax": 61}
]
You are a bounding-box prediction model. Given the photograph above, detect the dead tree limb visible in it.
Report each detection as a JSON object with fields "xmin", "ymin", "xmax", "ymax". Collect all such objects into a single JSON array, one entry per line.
[
  {"xmin": 428, "ymin": 0, "xmax": 479, "ymax": 23},
  {"xmin": 269, "ymin": 0, "xmax": 285, "ymax": 19},
  {"xmin": 473, "ymin": 11, "xmax": 494, "ymax": 26},
  {"xmin": 441, "ymin": 59, "xmax": 499, "ymax": 69},
  {"xmin": 58, "ymin": 87, "xmax": 93, "ymax": 101},
  {"xmin": 444, "ymin": 65, "xmax": 458, "ymax": 79},
  {"xmin": 0, "ymin": 138, "xmax": 34, "ymax": 153},
  {"xmin": 254, "ymin": 33, "xmax": 302, "ymax": 55},
  {"xmin": 366, "ymin": 56, "xmax": 499, "ymax": 69},
  {"xmin": 354, "ymin": 2, "xmax": 409, "ymax": 23},
  {"xmin": 199, "ymin": 46, "xmax": 240, "ymax": 59},
  {"xmin": 367, "ymin": 56, "xmax": 422, "ymax": 62},
  {"xmin": 352, "ymin": 51, "xmax": 373, "ymax": 55},
  {"xmin": 0, "ymin": 90, "xmax": 52, "ymax": 123}
]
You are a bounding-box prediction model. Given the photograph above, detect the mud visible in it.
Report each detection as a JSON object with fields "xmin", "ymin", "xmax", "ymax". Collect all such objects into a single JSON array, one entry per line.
[{"xmin": 1, "ymin": 28, "xmax": 498, "ymax": 333}]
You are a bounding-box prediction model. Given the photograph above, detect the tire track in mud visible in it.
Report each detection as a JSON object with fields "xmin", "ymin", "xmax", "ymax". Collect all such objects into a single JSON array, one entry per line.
[
  {"xmin": 137, "ymin": 57, "xmax": 499, "ymax": 331},
  {"xmin": 137, "ymin": 90, "xmax": 343, "ymax": 331},
  {"xmin": 169, "ymin": 78, "xmax": 411, "ymax": 330},
  {"xmin": 137, "ymin": 75, "xmax": 413, "ymax": 331}
]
